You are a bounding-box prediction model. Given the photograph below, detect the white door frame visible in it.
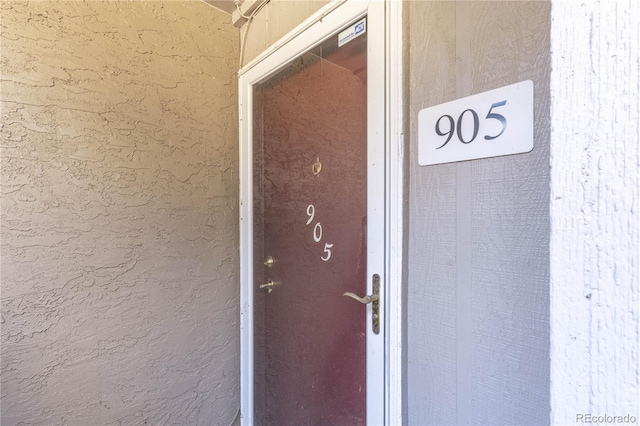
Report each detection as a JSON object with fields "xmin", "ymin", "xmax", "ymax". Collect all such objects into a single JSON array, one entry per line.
[{"xmin": 237, "ymin": 1, "xmax": 404, "ymax": 424}]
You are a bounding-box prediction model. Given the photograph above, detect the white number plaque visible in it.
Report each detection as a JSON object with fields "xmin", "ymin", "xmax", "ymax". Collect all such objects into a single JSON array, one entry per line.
[{"xmin": 418, "ymin": 80, "xmax": 534, "ymax": 166}]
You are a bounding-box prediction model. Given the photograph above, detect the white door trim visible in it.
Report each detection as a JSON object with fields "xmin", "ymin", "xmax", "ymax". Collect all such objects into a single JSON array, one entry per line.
[
  {"xmin": 238, "ymin": 1, "xmax": 404, "ymax": 424},
  {"xmin": 384, "ymin": 1, "xmax": 404, "ymax": 424}
]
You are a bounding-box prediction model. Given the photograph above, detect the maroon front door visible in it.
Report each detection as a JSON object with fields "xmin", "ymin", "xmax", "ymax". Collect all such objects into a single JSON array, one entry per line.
[{"xmin": 252, "ymin": 29, "xmax": 368, "ymax": 426}]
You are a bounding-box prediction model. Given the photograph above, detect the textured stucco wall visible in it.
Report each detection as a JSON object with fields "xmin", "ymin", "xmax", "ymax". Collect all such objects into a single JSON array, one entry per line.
[
  {"xmin": 549, "ymin": 0, "xmax": 640, "ymax": 423},
  {"xmin": 1, "ymin": 2, "xmax": 240, "ymax": 424},
  {"xmin": 407, "ymin": 2, "xmax": 551, "ymax": 424}
]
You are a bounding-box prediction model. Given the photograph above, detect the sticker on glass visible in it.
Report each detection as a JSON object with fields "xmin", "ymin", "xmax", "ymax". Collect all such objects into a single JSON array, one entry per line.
[{"xmin": 338, "ymin": 18, "xmax": 366, "ymax": 47}]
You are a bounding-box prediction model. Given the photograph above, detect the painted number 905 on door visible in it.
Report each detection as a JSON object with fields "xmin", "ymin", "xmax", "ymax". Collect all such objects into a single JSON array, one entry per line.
[{"xmin": 306, "ymin": 204, "xmax": 334, "ymax": 262}]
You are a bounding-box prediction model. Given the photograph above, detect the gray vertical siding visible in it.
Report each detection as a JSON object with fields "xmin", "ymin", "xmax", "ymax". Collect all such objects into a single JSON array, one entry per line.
[{"xmin": 407, "ymin": 2, "xmax": 551, "ymax": 424}]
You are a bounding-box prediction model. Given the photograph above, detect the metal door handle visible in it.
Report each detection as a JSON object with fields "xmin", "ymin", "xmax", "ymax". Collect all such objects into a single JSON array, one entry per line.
[
  {"xmin": 342, "ymin": 274, "xmax": 380, "ymax": 334},
  {"xmin": 343, "ymin": 292, "xmax": 378, "ymax": 304},
  {"xmin": 259, "ymin": 280, "xmax": 275, "ymax": 293}
]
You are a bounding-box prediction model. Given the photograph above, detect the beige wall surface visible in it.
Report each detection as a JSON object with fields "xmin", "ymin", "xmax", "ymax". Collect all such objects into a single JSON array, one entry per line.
[
  {"xmin": 1, "ymin": 2, "xmax": 240, "ymax": 424},
  {"xmin": 240, "ymin": 0, "xmax": 329, "ymax": 66}
]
